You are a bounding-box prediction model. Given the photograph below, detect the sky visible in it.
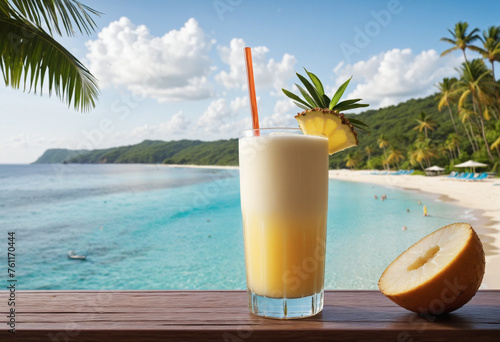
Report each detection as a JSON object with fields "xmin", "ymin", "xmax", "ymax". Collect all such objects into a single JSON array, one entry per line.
[{"xmin": 1, "ymin": 0, "xmax": 499, "ymax": 163}]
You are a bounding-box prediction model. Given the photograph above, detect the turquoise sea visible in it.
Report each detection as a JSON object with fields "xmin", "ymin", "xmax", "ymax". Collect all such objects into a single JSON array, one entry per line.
[{"xmin": 0, "ymin": 164, "xmax": 474, "ymax": 290}]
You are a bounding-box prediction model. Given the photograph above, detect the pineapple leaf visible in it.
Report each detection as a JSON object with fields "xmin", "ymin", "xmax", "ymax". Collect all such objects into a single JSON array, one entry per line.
[
  {"xmin": 296, "ymin": 72, "xmax": 322, "ymax": 108},
  {"xmin": 336, "ymin": 102, "xmax": 370, "ymax": 111},
  {"xmin": 322, "ymin": 94, "xmax": 331, "ymax": 108},
  {"xmin": 349, "ymin": 120, "xmax": 370, "ymax": 134},
  {"xmin": 296, "ymin": 83, "xmax": 317, "ymax": 108},
  {"xmin": 348, "ymin": 118, "xmax": 369, "ymax": 127},
  {"xmin": 329, "ymin": 77, "xmax": 352, "ymax": 110},
  {"xmin": 346, "ymin": 118, "xmax": 370, "ymax": 134},
  {"xmin": 282, "ymin": 88, "xmax": 312, "ymax": 109},
  {"xmin": 304, "ymin": 68, "xmax": 324, "ymax": 100},
  {"xmin": 284, "ymin": 69, "xmax": 369, "ymax": 117},
  {"xmin": 294, "ymin": 101, "xmax": 310, "ymax": 110},
  {"xmin": 353, "ymin": 125, "xmax": 371, "ymax": 134},
  {"xmin": 333, "ymin": 98, "xmax": 362, "ymax": 109}
]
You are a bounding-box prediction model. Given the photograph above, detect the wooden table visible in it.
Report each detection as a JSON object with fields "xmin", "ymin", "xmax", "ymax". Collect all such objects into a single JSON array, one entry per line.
[{"xmin": 4, "ymin": 290, "xmax": 499, "ymax": 341}]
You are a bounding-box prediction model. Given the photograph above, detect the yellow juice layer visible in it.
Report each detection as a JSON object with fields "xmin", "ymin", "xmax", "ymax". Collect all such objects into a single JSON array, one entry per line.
[{"xmin": 243, "ymin": 213, "xmax": 327, "ymax": 298}]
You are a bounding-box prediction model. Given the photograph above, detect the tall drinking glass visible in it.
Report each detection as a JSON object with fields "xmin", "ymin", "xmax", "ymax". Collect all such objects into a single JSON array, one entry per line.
[{"xmin": 239, "ymin": 128, "xmax": 329, "ymax": 319}]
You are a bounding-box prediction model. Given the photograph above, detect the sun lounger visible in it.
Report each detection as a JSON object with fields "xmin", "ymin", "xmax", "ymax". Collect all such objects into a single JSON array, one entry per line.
[
  {"xmin": 470, "ymin": 173, "xmax": 488, "ymax": 181},
  {"xmin": 461, "ymin": 173, "xmax": 476, "ymax": 181}
]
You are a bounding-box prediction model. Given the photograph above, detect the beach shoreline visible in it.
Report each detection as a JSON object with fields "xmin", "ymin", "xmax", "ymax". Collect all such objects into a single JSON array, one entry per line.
[
  {"xmin": 329, "ymin": 169, "xmax": 500, "ymax": 290},
  {"xmin": 160, "ymin": 164, "xmax": 239, "ymax": 170}
]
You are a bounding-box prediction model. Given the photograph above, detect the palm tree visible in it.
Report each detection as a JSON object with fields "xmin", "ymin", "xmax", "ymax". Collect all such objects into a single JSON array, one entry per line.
[
  {"xmin": 413, "ymin": 111, "xmax": 436, "ymax": 139},
  {"xmin": 441, "ymin": 21, "xmax": 481, "ymax": 64},
  {"xmin": 445, "ymin": 133, "xmax": 461, "ymax": 159},
  {"xmin": 345, "ymin": 153, "xmax": 360, "ymax": 170},
  {"xmin": 365, "ymin": 145, "xmax": 374, "ymax": 160},
  {"xmin": 0, "ymin": 0, "xmax": 100, "ymax": 111},
  {"xmin": 438, "ymin": 143, "xmax": 451, "ymax": 162},
  {"xmin": 458, "ymin": 107, "xmax": 479, "ymax": 151},
  {"xmin": 456, "ymin": 59, "xmax": 496, "ymax": 160},
  {"xmin": 409, "ymin": 140, "xmax": 437, "ymax": 169},
  {"xmin": 387, "ymin": 147, "xmax": 404, "ymax": 169},
  {"xmin": 436, "ymin": 77, "xmax": 459, "ymax": 134},
  {"xmin": 377, "ymin": 135, "xmax": 389, "ymax": 154},
  {"xmin": 471, "ymin": 26, "xmax": 500, "ymax": 79},
  {"xmin": 377, "ymin": 135, "xmax": 390, "ymax": 169}
]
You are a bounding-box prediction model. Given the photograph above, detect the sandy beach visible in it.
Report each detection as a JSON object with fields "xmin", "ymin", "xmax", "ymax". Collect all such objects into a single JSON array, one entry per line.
[{"xmin": 329, "ymin": 170, "xmax": 500, "ymax": 289}]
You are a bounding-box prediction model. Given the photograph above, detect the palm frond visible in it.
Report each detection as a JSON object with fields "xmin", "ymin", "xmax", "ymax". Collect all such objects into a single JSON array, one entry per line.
[
  {"xmin": 437, "ymin": 96, "xmax": 447, "ymax": 111},
  {"xmin": 0, "ymin": 14, "xmax": 99, "ymax": 111},
  {"xmin": 458, "ymin": 89, "xmax": 471, "ymax": 109},
  {"xmin": 440, "ymin": 46, "xmax": 457, "ymax": 57},
  {"xmin": 8, "ymin": 0, "xmax": 101, "ymax": 36},
  {"xmin": 491, "ymin": 136, "xmax": 500, "ymax": 150},
  {"xmin": 440, "ymin": 37, "xmax": 457, "ymax": 45}
]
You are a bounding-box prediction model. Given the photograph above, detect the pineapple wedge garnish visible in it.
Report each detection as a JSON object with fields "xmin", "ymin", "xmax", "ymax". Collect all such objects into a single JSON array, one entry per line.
[
  {"xmin": 295, "ymin": 108, "xmax": 359, "ymax": 154},
  {"xmin": 283, "ymin": 69, "xmax": 369, "ymax": 155}
]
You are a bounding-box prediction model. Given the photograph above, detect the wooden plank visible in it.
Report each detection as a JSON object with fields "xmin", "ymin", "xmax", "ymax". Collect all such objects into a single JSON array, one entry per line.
[{"xmin": 2, "ymin": 290, "xmax": 499, "ymax": 341}]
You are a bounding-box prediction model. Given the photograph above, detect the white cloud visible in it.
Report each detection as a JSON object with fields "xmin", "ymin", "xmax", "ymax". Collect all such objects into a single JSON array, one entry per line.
[
  {"xmin": 86, "ymin": 17, "xmax": 215, "ymax": 102},
  {"xmin": 261, "ymin": 98, "xmax": 298, "ymax": 127},
  {"xmin": 230, "ymin": 96, "xmax": 248, "ymax": 112},
  {"xmin": 0, "ymin": 134, "xmax": 79, "ymax": 163},
  {"xmin": 196, "ymin": 96, "xmax": 299, "ymax": 137},
  {"xmin": 333, "ymin": 48, "xmax": 463, "ymax": 109},
  {"xmin": 196, "ymin": 96, "xmax": 258, "ymax": 136},
  {"xmin": 7, "ymin": 134, "xmax": 69, "ymax": 149},
  {"xmin": 197, "ymin": 98, "xmax": 233, "ymax": 133},
  {"xmin": 129, "ymin": 111, "xmax": 190, "ymax": 139},
  {"xmin": 215, "ymin": 38, "xmax": 297, "ymax": 92},
  {"xmin": 9, "ymin": 134, "xmax": 31, "ymax": 148}
]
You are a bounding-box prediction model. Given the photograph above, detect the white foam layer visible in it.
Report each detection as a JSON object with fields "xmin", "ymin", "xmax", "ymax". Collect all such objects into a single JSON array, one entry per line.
[{"xmin": 239, "ymin": 133, "xmax": 329, "ymax": 216}]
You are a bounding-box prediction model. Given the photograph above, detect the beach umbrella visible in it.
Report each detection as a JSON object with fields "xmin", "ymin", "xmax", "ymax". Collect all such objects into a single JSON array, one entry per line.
[
  {"xmin": 425, "ymin": 165, "xmax": 445, "ymax": 171},
  {"xmin": 425, "ymin": 165, "xmax": 444, "ymax": 176},
  {"xmin": 454, "ymin": 160, "xmax": 487, "ymax": 173}
]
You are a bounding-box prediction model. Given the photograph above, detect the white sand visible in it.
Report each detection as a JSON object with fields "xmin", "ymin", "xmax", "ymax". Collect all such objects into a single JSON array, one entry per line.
[
  {"xmin": 161, "ymin": 164, "xmax": 238, "ymax": 170},
  {"xmin": 329, "ymin": 170, "xmax": 500, "ymax": 289}
]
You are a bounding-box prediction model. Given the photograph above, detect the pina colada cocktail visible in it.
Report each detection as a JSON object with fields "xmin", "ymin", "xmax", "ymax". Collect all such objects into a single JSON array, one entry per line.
[
  {"xmin": 239, "ymin": 67, "xmax": 369, "ymax": 319},
  {"xmin": 239, "ymin": 130, "xmax": 329, "ymax": 302}
]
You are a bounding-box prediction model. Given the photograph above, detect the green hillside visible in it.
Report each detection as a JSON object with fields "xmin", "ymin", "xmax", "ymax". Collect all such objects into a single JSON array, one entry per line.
[
  {"xmin": 66, "ymin": 140, "xmax": 204, "ymax": 164},
  {"xmin": 163, "ymin": 139, "xmax": 238, "ymax": 165},
  {"xmin": 333, "ymin": 94, "xmax": 451, "ymax": 169},
  {"xmin": 34, "ymin": 139, "xmax": 238, "ymax": 165},
  {"xmin": 34, "ymin": 148, "xmax": 87, "ymax": 163}
]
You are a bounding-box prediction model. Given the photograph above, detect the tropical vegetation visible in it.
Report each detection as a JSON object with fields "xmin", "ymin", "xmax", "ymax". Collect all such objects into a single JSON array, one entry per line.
[
  {"xmin": 34, "ymin": 139, "xmax": 239, "ymax": 165},
  {"xmin": 333, "ymin": 21, "xmax": 500, "ymax": 173},
  {"xmin": 0, "ymin": 0, "xmax": 100, "ymax": 111}
]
